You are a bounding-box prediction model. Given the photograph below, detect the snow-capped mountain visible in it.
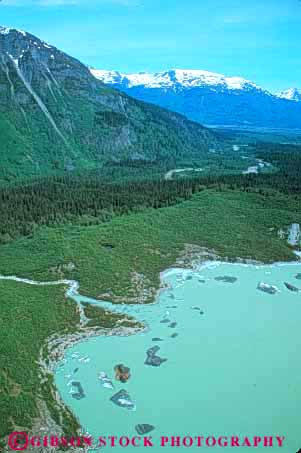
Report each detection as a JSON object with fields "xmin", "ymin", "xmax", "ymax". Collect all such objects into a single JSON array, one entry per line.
[
  {"xmin": 0, "ymin": 26, "xmax": 27, "ymax": 36},
  {"xmin": 276, "ymin": 88, "xmax": 301, "ymax": 102},
  {"xmin": 91, "ymin": 69, "xmax": 262, "ymax": 92},
  {"xmin": 91, "ymin": 69, "xmax": 301, "ymax": 129}
]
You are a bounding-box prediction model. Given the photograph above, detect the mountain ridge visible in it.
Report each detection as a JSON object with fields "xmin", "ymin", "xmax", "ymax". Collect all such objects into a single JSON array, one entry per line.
[
  {"xmin": 0, "ymin": 27, "xmax": 221, "ymax": 184},
  {"xmin": 91, "ymin": 68, "xmax": 265, "ymax": 92},
  {"xmin": 91, "ymin": 69, "xmax": 301, "ymax": 129}
]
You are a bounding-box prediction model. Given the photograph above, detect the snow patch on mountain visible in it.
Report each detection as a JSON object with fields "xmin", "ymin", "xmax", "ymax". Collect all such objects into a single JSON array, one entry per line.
[
  {"xmin": 276, "ymin": 88, "xmax": 301, "ymax": 102},
  {"xmin": 0, "ymin": 26, "xmax": 54, "ymax": 53},
  {"xmin": 0, "ymin": 26, "xmax": 26, "ymax": 36},
  {"xmin": 91, "ymin": 68, "xmax": 265, "ymax": 92}
]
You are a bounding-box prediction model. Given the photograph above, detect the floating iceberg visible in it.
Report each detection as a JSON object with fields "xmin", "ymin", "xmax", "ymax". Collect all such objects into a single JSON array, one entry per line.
[
  {"xmin": 145, "ymin": 346, "xmax": 167, "ymax": 367},
  {"xmin": 160, "ymin": 318, "xmax": 170, "ymax": 324},
  {"xmin": 215, "ymin": 276, "xmax": 238, "ymax": 283},
  {"xmin": 284, "ymin": 282, "xmax": 299, "ymax": 293},
  {"xmin": 110, "ymin": 390, "xmax": 136, "ymax": 411},
  {"xmin": 78, "ymin": 355, "xmax": 90, "ymax": 363},
  {"xmin": 70, "ymin": 381, "xmax": 85, "ymax": 400},
  {"xmin": 257, "ymin": 282, "xmax": 279, "ymax": 295},
  {"xmin": 135, "ymin": 424, "xmax": 155, "ymax": 435},
  {"xmin": 98, "ymin": 372, "xmax": 114, "ymax": 389}
]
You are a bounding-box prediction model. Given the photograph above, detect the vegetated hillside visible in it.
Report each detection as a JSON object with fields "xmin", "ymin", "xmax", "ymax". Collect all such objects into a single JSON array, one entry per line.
[{"xmin": 0, "ymin": 27, "xmax": 221, "ymax": 184}]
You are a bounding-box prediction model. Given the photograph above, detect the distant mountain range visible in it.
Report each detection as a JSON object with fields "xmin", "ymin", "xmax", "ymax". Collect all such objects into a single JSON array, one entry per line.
[
  {"xmin": 91, "ymin": 69, "xmax": 301, "ymax": 129},
  {"xmin": 0, "ymin": 27, "xmax": 220, "ymax": 183}
]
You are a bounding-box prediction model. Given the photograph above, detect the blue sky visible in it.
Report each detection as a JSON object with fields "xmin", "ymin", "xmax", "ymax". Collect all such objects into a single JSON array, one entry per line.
[{"xmin": 1, "ymin": 0, "xmax": 300, "ymax": 91}]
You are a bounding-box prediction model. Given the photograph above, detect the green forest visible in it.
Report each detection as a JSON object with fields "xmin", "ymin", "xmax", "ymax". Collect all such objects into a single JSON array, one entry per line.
[{"xmin": 1, "ymin": 142, "xmax": 300, "ymax": 244}]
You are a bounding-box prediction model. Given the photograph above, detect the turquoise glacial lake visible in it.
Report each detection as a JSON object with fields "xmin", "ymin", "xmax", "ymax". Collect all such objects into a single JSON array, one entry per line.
[{"xmin": 55, "ymin": 262, "xmax": 301, "ymax": 452}]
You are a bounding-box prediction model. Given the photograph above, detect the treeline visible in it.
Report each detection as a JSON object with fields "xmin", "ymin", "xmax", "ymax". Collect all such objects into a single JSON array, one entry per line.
[
  {"xmin": 0, "ymin": 177, "xmax": 207, "ymax": 242},
  {"xmin": 1, "ymin": 142, "xmax": 301, "ymax": 243},
  {"xmin": 256, "ymin": 142, "xmax": 301, "ymax": 181}
]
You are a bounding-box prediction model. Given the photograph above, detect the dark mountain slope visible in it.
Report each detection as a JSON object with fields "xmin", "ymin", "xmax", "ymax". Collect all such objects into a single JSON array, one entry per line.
[{"xmin": 0, "ymin": 27, "xmax": 220, "ymax": 184}]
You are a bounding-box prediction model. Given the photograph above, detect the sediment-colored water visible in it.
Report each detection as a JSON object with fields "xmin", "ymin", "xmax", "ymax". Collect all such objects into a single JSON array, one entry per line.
[{"xmin": 55, "ymin": 262, "xmax": 301, "ymax": 452}]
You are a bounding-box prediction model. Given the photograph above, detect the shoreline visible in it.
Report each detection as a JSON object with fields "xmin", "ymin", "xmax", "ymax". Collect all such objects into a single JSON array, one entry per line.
[
  {"xmin": 0, "ymin": 275, "xmax": 145, "ymax": 453},
  {"xmin": 1, "ymin": 250, "xmax": 300, "ymax": 451},
  {"xmin": 52, "ymin": 255, "xmax": 301, "ymax": 452}
]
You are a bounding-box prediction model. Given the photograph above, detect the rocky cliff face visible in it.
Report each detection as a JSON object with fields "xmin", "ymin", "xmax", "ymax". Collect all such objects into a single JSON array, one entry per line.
[
  {"xmin": 91, "ymin": 69, "xmax": 301, "ymax": 129},
  {"xmin": 0, "ymin": 27, "xmax": 219, "ymax": 183}
]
